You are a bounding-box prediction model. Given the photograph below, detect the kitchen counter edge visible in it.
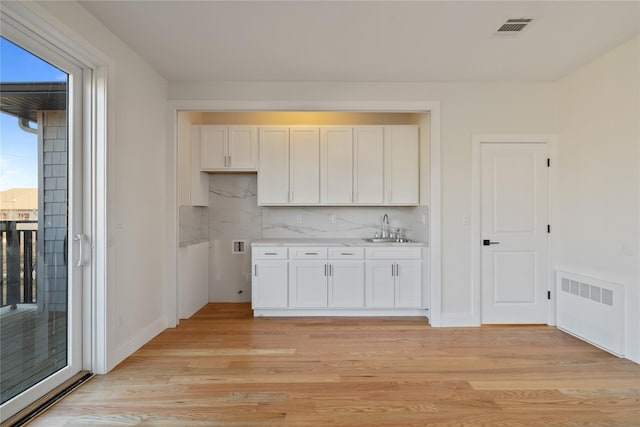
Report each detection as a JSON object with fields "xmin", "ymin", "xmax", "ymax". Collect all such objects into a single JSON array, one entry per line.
[{"xmin": 251, "ymin": 239, "xmax": 428, "ymax": 247}]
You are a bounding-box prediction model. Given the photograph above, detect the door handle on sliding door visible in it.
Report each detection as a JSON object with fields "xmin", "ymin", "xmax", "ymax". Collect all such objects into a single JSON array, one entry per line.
[{"xmin": 73, "ymin": 234, "xmax": 85, "ymax": 267}]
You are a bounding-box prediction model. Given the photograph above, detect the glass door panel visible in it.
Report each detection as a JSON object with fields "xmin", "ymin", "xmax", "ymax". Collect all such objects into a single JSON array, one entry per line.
[{"xmin": 0, "ymin": 34, "xmax": 85, "ymax": 422}]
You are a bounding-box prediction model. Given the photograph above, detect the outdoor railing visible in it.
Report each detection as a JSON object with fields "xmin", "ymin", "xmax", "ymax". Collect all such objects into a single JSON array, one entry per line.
[{"xmin": 0, "ymin": 220, "xmax": 37, "ymax": 308}]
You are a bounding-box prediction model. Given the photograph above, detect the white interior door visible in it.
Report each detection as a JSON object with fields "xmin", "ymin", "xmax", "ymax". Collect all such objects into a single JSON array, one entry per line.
[{"xmin": 481, "ymin": 143, "xmax": 549, "ymax": 324}]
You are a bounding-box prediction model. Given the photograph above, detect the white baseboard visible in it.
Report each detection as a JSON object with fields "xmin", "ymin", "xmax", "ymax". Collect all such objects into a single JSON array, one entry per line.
[
  {"xmin": 107, "ymin": 315, "xmax": 167, "ymax": 373},
  {"xmin": 253, "ymin": 309, "xmax": 428, "ymax": 318},
  {"xmin": 440, "ymin": 312, "xmax": 477, "ymax": 327}
]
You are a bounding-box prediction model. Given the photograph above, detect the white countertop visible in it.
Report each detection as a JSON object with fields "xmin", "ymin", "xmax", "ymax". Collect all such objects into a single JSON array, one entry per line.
[{"xmin": 251, "ymin": 238, "xmax": 428, "ymax": 247}]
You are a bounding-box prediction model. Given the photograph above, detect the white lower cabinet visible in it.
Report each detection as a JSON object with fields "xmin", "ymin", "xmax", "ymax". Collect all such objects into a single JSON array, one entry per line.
[
  {"xmin": 252, "ymin": 261, "xmax": 288, "ymax": 308},
  {"xmin": 252, "ymin": 245, "xmax": 423, "ymax": 315},
  {"xmin": 252, "ymin": 247, "xmax": 288, "ymax": 309},
  {"xmin": 365, "ymin": 248, "xmax": 423, "ymax": 309},
  {"xmin": 289, "ymin": 260, "xmax": 365, "ymax": 309},
  {"xmin": 366, "ymin": 261, "xmax": 396, "ymax": 308},
  {"xmin": 328, "ymin": 261, "xmax": 365, "ymax": 308},
  {"xmin": 395, "ymin": 261, "xmax": 422, "ymax": 308},
  {"xmin": 289, "ymin": 261, "xmax": 328, "ymax": 308}
]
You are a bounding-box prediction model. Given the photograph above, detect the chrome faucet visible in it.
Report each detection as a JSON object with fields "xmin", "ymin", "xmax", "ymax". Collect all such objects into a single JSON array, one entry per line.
[{"xmin": 381, "ymin": 214, "xmax": 389, "ymax": 238}]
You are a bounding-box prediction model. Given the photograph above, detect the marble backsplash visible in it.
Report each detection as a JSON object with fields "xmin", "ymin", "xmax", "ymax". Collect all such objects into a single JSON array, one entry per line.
[
  {"xmin": 262, "ymin": 206, "xmax": 428, "ymax": 241},
  {"xmin": 178, "ymin": 205, "xmax": 209, "ymax": 246},
  {"xmin": 207, "ymin": 174, "xmax": 429, "ymax": 242},
  {"xmin": 209, "ymin": 174, "xmax": 262, "ymax": 240}
]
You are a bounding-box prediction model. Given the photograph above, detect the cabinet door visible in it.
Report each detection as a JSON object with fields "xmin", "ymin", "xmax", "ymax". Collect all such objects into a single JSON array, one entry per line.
[
  {"xmin": 228, "ymin": 126, "xmax": 257, "ymax": 170},
  {"xmin": 289, "ymin": 261, "xmax": 328, "ymax": 308},
  {"xmin": 385, "ymin": 126, "xmax": 419, "ymax": 205},
  {"xmin": 252, "ymin": 261, "xmax": 288, "ymax": 308},
  {"xmin": 354, "ymin": 127, "xmax": 384, "ymax": 204},
  {"xmin": 289, "ymin": 127, "xmax": 320, "ymax": 204},
  {"xmin": 328, "ymin": 261, "xmax": 364, "ymax": 308},
  {"xmin": 395, "ymin": 261, "xmax": 422, "ymax": 308},
  {"xmin": 200, "ymin": 126, "xmax": 228, "ymax": 170},
  {"xmin": 189, "ymin": 126, "xmax": 209, "ymax": 206},
  {"xmin": 321, "ymin": 127, "xmax": 353, "ymax": 204},
  {"xmin": 365, "ymin": 261, "xmax": 395, "ymax": 308},
  {"xmin": 258, "ymin": 127, "xmax": 290, "ymax": 205}
]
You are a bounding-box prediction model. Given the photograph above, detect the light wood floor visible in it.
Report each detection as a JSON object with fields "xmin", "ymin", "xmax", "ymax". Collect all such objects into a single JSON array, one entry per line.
[{"xmin": 30, "ymin": 303, "xmax": 640, "ymax": 426}]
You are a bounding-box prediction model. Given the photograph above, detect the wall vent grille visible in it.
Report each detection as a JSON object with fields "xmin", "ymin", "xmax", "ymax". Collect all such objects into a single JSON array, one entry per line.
[
  {"xmin": 497, "ymin": 18, "xmax": 533, "ymax": 33},
  {"xmin": 561, "ymin": 278, "xmax": 614, "ymax": 306},
  {"xmin": 556, "ymin": 271, "xmax": 625, "ymax": 357}
]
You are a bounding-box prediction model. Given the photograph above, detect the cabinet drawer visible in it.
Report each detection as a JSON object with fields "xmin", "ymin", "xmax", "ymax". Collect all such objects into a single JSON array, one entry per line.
[
  {"xmin": 289, "ymin": 247, "xmax": 328, "ymax": 259},
  {"xmin": 253, "ymin": 247, "xmax": 288, "ymax": 259},
  {"xmin": 328, "ymin": 247, "xmax": 364, "ymax": 260},
  {"xmin": 366, "ymin": 247, "xmax": 422, "ymax": 260}
]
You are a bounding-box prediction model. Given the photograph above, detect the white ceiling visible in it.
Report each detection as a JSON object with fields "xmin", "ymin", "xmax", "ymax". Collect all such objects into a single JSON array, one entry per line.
[{"xmin": 79, "ymin": 1, "xmax": 639, "ymax": 82}]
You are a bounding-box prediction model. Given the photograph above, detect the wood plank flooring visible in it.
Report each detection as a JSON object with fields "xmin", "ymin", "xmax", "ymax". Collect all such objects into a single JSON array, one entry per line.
[{"xmin": 29, "ymin": 303, "xmax": 640, "ymax": 426}]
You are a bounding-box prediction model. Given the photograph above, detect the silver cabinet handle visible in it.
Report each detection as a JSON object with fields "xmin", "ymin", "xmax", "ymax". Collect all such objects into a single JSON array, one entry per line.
[
  {"xmin": 324, "ymin": 264, "xmax": 327, "ymax": 276},
  {"xmin": 391, "ymin": 264, "xmax": 395, "ymax": 277},
  {"xmin": 228, "ymin": 155, "xmax": 232, "ymax": 167},
  {"xmin": 305, "ymin": 252, "xmax": 319, "ymax": 255},
  {"xmin": 73, "ymin": 234, "xmax": 84, "ymax": 267},
  {"xmin": 254, "ymin": 264, "xmax": 258, "ymax": 276},
  {"xmin": 330, "ymin": 264, "xmax": 333, "ymax": 276},
  {"xmin": 396, "ymin": 264, "xmax": 399, "ymax": 276},
  {"xmin": 265, "ymin": 252, "xmax": 277, "ymax": 255}
]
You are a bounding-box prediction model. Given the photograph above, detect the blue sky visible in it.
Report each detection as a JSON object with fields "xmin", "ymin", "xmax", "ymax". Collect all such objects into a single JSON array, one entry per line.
[{"xmin": 1, "ymin": 37, "xmax": 67, "ymax": 191}]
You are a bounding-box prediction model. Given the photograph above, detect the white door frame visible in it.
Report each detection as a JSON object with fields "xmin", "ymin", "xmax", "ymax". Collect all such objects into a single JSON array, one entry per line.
[
  {"xmin": 471, "ymin": 134, "xmax": 557, "ymax": 326},
  {"xmin": 167, "ymin": 100, "xmax": 443, "ymax": 326}
]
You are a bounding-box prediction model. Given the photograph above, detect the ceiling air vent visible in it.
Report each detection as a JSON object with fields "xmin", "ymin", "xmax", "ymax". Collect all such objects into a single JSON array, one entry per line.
[{"xmin": 497, "ymin": 18, "xmax": 533, "ymax": 33}]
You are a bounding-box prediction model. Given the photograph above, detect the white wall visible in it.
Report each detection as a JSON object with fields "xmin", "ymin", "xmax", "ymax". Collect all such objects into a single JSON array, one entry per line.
[
  {"xmin": 169, "ymin": 81, "xmax": 558, "ymax": 322},
  {"xmin": 32, "ymin": 1, "xmax": 170, "ymax": 372},
  {"xmin": 556, "ymin": 37, "xmax": 640, "ymax": 363}
]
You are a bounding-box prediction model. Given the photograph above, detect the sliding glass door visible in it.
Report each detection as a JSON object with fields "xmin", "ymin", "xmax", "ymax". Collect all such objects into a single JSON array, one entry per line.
[{"xmin": 0, "ymin": 28, "xmax": 88, "ymax": 422}]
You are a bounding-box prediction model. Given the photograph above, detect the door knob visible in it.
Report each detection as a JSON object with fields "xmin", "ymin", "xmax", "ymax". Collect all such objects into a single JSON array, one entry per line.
[{"xmin": 483, "ymin": 239, "xmax": 500, "ymax": 246}]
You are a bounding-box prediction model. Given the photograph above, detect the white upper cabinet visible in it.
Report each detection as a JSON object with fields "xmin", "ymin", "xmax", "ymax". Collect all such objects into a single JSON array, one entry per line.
[
  {"xmin": 289, "ymin": 127, "xmax": 320, "ymax": 204},
  {"xmin": 258, "ymin": 127, "xmax": 290, "ymax": 205},
  {"xmin": 200, "ymin": 126, "xmax": 227, "ymax": 169},
  {"xmin": 183, "ymin": 125, "xmax": 209, "ymax": 206},
  {"xmin": 384, "ymin": 125, "xmax": 419, "ymax": 205},
  {"xmin": 354, "ymin": 126, "xmax": 385, "ymax": 205},
  {"xmin": 320, "ymin": 127, "xmax": 353, "ymax": 204},
  {"xmin": 200, "ymin": 125, "xmax": 257, "ymax": 171},
  {"xmin": 257, "ymin": 125, "xmax": 419, "ymax": 206}
]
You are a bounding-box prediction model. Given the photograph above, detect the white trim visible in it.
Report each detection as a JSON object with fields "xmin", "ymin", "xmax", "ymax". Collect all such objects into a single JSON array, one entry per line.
[
  {"xmin": 471, "ymin": 134, "xmax": 557, "ymax": 326},
  {"xmin": 91, "ymin": 66, "xmax": 109, "ymax": 373},
  {"xmin": 166, "ymin": 106, "xmax": 179, "ymax": 327},
  {"xmin": 167, "ymin": 100, "xmax": 442, "ymax": 328}
]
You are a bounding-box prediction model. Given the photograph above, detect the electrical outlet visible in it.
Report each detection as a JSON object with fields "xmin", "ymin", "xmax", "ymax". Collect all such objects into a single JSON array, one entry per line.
[
  {"xmin": 331, "ymin": 215, "xmax": 337, "ymax": 224},
  {"xmin": 462, "ymin": 216, "xmax": 471, "ymax": 226},
  {"xmin": 296, "ymin": 214, "xmax": 303, "ymax": 224}
]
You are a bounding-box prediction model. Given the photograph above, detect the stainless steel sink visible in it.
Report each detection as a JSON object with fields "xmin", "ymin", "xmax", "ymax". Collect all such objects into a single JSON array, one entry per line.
[{"xmin": 363, "ymin": 238, "xmax": 414, "ymax": 243}]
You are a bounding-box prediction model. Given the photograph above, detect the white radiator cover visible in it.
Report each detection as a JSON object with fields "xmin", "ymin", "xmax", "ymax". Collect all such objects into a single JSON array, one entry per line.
[{"xmin": 556, "ymin": 271, "xmax": 625, "ymax": 357}]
